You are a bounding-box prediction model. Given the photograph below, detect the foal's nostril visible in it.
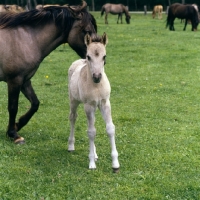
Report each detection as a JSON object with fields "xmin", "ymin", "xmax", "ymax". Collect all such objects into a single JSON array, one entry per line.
[{"xmin": 93, "ymin": 73, "xmax": 102, "ymax": 83}]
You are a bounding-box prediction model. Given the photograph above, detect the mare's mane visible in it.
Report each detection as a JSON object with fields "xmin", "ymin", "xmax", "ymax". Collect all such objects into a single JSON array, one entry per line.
[
  {"xmin": 0, "ymin": 6, "xmax": 97, "ymax": 33},
  {"xmin": 90, "ymin": 35, "xmax": 102, "ymax": 43}
]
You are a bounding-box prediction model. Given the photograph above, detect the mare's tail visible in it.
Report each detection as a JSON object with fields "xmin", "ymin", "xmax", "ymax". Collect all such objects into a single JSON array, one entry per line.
[
  {"xmin": 166, "ymin": 15, "xmax": 169, "ymax": 28},
  {"xmin": 101, "ymin": 6, "xmax": 105, "ymax": 17}
]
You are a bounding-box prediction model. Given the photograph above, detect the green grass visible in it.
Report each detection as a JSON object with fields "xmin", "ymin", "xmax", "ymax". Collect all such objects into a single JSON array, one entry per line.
[{"xmin": 1, "ymin": 12, "xmax": 200, "ymax": 199}]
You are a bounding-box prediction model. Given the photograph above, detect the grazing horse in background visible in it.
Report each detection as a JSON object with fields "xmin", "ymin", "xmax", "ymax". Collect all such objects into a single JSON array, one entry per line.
[
  {"xmin": 166, "ymin": 3, "xmax": 199, "ymax": 31},
  {"xmin": 0, "ymin": 1, "xmax": 97, "ymax": 144},
  {"xmin": 152, "ymin": 5, "xmax": 163, "ymax": 19},
  {"xmin": 0, "ymin": 4, "xmax": 24, "ymax": 13},
  {"xmin": 68, "ymin": 33, "xmax": 120, "ymax": 172},
  {"xmin": 101, "ymin": 3, "xmax": 131, "ymax": 24}
]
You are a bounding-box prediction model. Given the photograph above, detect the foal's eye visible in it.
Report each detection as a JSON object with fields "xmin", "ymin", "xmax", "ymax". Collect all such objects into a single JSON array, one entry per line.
[
  {"xmin": 87, "ymin": 55, "xmax": 91, "ymax": 61},
  {"xmin": 103, "ymin": 55, "xmax": 106, "ymax": 65}
]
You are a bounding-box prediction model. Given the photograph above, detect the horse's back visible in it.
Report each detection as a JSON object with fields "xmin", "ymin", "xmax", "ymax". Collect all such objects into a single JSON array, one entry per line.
[
  {"xmin": 170, "ymin": 3, "xmax": 197, "ymax": 18},
  {"xmin": 68, "ymin": 59, "xmax": 85, "ymax": 82},
  {"xmin": 68, "ymin": 59, "xmax": 86, "ymax": 102},
  {"xmin": 103, "ymin": 3, "xmax": 124, "ymax": 14}
]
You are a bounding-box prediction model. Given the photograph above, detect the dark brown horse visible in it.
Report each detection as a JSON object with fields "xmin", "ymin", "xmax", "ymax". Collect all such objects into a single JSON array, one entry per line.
[
  {"xmin": 101, "ymin": 3, "xmax": 131, "ymax": 24},
  {"xmin": 166, "ymin": 3, "xmax": 199, "ymax": 31},
  {"xmin": 0, "ymin": 1, "xmax": 97, "ymax": 144}
]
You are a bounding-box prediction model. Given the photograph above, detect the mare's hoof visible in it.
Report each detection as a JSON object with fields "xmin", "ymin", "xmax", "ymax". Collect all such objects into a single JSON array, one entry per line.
[
  {"xmin": 113, "ymin": 168, "xmax": 120, "ymax": 173},
  {"xmin": 14, "ymin": 137, "xmax": 25, "ymax": 145}
]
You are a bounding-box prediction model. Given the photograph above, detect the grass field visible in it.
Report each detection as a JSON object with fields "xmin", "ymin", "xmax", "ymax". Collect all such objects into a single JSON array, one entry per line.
[{"xmin": 1, "ymin": 12, "xmax": 200, "ymax": 199}]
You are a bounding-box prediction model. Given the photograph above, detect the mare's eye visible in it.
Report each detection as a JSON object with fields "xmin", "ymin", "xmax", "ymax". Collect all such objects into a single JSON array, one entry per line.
[{"xmin": 87, "ymin": 55, "xmax": 91, "ymax": 60}]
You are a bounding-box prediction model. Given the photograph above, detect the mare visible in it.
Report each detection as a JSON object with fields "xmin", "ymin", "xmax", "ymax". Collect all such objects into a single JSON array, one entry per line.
[
  {"xmin": 166, "ymin": 3, "xmax": 199, "ymax": 31},
  {"xmin": 152, "ymin": 5, "xmax": 163, "ymax": 19},
  {"xmin": 0, "ymin": 1, "xmax": 97, "ymax": 144},
  {"xmin": 101, "ymin": 3, "xmax": 131, "ymax": 24},
  {"xmin": 68, "ymin": 33, "xmax": 120, "ymax": 172}
]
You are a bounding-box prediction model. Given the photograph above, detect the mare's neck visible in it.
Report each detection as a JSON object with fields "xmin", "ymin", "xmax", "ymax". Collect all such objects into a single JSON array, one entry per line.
[{"xmin": 32, "ymin": 23, "xmax": 67, "ymax": 58}]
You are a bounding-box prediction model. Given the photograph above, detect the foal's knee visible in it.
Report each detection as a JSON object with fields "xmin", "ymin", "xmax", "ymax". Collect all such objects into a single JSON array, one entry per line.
[
  {"xmin": 69, "ymin": 112, "xmax": 77, "ymax": 122},
  {"xmin": 106, "ymin": 123, "xmax": 115, "ymax": 137},
  {"xmin": 88, "ymin": 128, "xmax": 96, "ymax": 140}
]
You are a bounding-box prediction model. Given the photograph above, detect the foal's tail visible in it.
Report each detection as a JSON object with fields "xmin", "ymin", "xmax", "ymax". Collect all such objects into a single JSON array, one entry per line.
[{"xmin": 101, "ymin": 6, "xmax": 105, "ymax": 17}]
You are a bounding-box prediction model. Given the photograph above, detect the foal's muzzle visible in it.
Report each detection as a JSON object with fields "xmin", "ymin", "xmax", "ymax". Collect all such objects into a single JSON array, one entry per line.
[{"xmin": 93, "ymin": 73, "xmax": 102, "ymax": 83}]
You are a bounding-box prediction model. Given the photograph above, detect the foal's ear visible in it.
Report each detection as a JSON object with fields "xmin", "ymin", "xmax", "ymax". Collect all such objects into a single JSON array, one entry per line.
[
  {"xmin": 101, "ymin": 32, "xmax": 108, "ymax": 46},
  {"xmin": 84, "ymin": 33, "xmax": 92, "ymax": 46}
]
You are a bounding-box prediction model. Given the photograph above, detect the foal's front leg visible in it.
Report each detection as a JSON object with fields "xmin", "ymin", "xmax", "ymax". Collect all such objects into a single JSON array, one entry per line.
[
  {"xmin": 84, "ymin": 104, "xmax": 97, "ymax": 169},
  {"xmin": 100, "ymin": 100, "xmax": 120, "ymax": 172}
]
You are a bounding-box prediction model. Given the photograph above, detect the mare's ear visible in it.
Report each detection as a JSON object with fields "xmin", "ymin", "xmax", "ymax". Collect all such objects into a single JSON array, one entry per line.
[
  {"xmin": 101, "ymin": 32, "xmax": 108, "ymax": 46},
  {"xmin": 84, "ymin": 33, "xmax": 92, "ymax": 46}
]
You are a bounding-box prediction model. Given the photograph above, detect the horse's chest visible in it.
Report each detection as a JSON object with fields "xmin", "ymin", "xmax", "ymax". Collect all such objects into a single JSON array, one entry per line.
[{"xmin": 79, "ymin": 81, "xmax": 110, "ymax": 104}]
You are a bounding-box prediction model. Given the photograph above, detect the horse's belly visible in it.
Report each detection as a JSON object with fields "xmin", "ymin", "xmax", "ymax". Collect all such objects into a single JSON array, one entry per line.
[{"xmin": 110, "ymin": 11, "xmax": 122, "ymax": 15}]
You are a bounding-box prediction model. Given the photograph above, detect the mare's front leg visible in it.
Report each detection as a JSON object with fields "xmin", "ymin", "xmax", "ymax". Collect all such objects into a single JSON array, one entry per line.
[
  {"xmin": 68, "ymin": 100, "xmax": 79, "ymax": 151},
  {"xmin": 16, "ymin": 80, "xmax": 40, "ymax": 134},
  {"xmin": 7, "ymin": 77, "xmax": 24, "ymax": 144},
  {"xmin": 84, "ymin": 104, "xmax": 97, "ymax": 169},
  {"xmin": 99, "ymin": 99, "xmax": 120, "ymax": 172}
]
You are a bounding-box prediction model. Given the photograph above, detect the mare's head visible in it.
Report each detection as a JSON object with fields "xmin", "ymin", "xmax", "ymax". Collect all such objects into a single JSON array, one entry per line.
[
  {"xmin": 67, "ymin": 1, "xmax": 97, "ymax": 58},
  {"xmin": 0, "ymin": 1, "xmax": 97, "ymax": 59},
  {"xmin": 84, "ymin": 33, "xmax": 108, "ymax": 83}
]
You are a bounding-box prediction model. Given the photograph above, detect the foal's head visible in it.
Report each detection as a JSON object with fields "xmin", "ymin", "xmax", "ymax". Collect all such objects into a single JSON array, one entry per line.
[{"xmin": 84, "ymin": 33, "xmax": 108, "ymax": 83}]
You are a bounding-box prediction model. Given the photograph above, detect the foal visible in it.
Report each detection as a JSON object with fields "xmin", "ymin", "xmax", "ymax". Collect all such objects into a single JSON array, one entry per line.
[{"xmin": 68, "ymin": 33, "xmax": 120, "ymax": 172}]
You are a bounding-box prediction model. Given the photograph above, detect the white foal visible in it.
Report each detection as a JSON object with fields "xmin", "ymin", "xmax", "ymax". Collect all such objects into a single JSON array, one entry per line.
[{"xmin": 68, "ymin": 33, "xmax": 119, "ymax": 172}]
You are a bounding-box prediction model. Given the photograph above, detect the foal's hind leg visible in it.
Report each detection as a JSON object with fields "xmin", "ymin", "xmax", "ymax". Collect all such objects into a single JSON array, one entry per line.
[
  {"xmin": 68, "ymin": 100, "xmax": 79, "ymax": 151},
  {"xmin": 99, "ymin": 100, "xmax": 120, "ymax": 172}
]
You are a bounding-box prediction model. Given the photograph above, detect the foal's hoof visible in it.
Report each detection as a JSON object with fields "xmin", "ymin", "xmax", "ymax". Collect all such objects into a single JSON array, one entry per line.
[
  {"xmin": 14, "ymin": 137, "xmax": 25, "ymax": 145},
  {"xmin": 113, "ymin": 168, "xmax": 120, "ymax": 173}
]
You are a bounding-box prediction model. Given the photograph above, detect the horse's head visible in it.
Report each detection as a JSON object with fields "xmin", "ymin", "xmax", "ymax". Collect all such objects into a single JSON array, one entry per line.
[
  {"xmin": 84, "ymin": 33, "xmax": 108, "ymax": 83},
  {"xmin": 125, "ymin": 15, "xmax": 131, "ymax": 24},
  {"xmin": 67, "ymin": 1, "xmax": 97, "ymax": 58},
  {"xmin": 191, "ymin": 6, "xmax": 199, "ymax": 31}
]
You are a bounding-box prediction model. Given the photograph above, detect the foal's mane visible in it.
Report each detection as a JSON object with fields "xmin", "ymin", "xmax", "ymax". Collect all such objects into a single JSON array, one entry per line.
[{"xmin": 0, "ymin": 5, "xmax": 97, "ymax": 33}]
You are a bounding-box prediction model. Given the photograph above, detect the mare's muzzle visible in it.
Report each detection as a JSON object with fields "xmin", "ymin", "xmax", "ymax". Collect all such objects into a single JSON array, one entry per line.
[{"xmin": 93, "ymin": 73, "xmax": 102, "ymax": 83}]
